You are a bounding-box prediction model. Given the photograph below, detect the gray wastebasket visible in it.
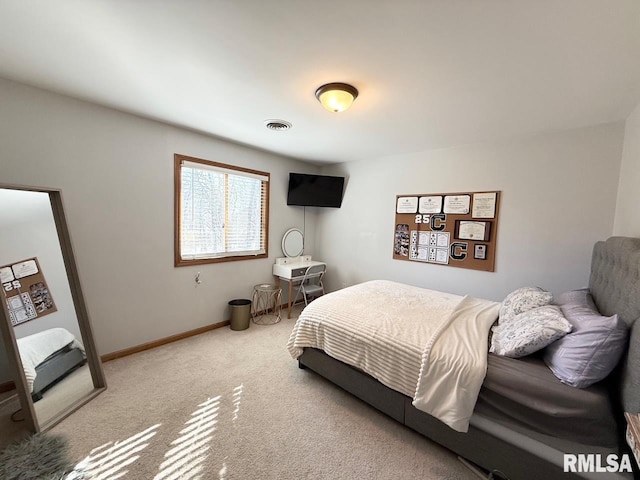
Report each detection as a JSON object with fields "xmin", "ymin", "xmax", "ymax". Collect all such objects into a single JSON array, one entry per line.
[{"xmin": 228, "ymin": 299, "xmax": 252, "ymax": 331}]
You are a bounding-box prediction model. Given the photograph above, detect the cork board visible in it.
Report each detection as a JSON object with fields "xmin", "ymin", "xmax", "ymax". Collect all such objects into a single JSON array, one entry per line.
[
  {"xmin": 393, "ymin": 191, "xmax": 501, "ymax": 272},
  {"xmin": 1, "ymin": 257, "xmax": 57, "ymax": 326}
]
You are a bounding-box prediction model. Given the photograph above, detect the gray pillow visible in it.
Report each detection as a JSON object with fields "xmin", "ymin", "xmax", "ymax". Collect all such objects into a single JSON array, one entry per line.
[
  {"xmin": 499, "ymin": 286, "xmax": 553, "ymax": 323},
  {"xmin": 490, "ymin": 305, "xmax": 572, "ymax": 358},
  {"xmin": 543, "ymin": 289, "xmax": 629, "ymax": 388},
  {"xmin": 553, "ymin": 288, "xmax": 589, "ymax": 306}
]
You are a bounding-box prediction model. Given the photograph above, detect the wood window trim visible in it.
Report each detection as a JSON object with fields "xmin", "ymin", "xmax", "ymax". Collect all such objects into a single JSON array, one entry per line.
[{"xmin": 174, "ymin": 154, "xmax": 270, "ymax": 267}]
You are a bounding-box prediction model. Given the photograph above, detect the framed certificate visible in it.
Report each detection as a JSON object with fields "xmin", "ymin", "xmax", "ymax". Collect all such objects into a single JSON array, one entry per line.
[
  {"xmin": 455, "ymin": 220, "xmax": 491, "ymax": 241},
  {"xmin": 472, "ymin": 192, "xmax": 497, "ymax": 218},
  {"xmin": 474, "ymin": 244, "xmax": 488, "ymax": 260}
]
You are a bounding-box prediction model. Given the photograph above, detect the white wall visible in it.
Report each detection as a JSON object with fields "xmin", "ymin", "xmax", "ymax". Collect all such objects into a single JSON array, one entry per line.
[
  {"xmin": 0, "ymin": 77, "xmax": 317, "ymax": 356},
  {"xmin": 317, "ymin": 123, "xmax": 625, "ymax": 301},
  {"xmin": 613, "ymin": 102, "xmax": 640, "ymax": 236}
]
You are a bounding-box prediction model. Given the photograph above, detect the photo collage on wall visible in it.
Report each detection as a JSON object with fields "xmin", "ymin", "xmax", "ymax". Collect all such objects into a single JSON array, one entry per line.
[
  {"xmin": 1, "ymin": 257, "xmax": 57, "ymax": 326},
  {"xmin": 393, "ymin": 191, "xmax": 500, "ymax": 272}
]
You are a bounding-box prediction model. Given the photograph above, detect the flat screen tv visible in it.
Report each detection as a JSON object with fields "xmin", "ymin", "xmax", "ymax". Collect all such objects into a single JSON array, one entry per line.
[{"xmin": 287, "ymin": 173, "xmax": 345, "ymax": 208}]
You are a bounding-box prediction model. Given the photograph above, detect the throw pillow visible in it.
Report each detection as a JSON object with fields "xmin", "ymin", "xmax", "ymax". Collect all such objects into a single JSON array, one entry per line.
[
  {"xmin": 543, "ymin": 290, "xmax": 629, "ymax": 388},
  {"xmin": 490, "ymin": 305, "xmax": 572, "ymax": 358},
  {"xmin": 499, "ymin": 286, "xmax": 553, "ymax": 323}
]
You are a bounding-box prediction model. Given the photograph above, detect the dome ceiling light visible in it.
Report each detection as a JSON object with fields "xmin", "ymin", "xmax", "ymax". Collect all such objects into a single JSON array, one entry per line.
[{"xmin": 315, "ymin": 82, "xmax": 359, "ymax": 113}]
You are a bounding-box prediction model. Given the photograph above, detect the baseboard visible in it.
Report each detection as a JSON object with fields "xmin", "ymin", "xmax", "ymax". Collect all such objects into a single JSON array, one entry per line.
[
  {"xmin": 0, "ymin": 381, "xmax": 15, "ymax": 393},
  {"xmin": 101, "ymin": 320, "xmax": 230, "ymax": 362}
]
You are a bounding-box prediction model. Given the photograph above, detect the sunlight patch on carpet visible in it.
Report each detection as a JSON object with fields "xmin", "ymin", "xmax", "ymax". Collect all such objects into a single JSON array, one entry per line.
[
  {"xmin": 219, "ymin": 460, "xmax": 228, "ymax": 479},
  {"xmin": 64, "ymin": 385, "xmax": 245, "ymax": 479},
  {"xmin": 154, "ymin": 395, "xmax": 220, "ymax": 480},
  {"xmin": 232, "ymin": 384, "xmax": 243, "ymax": 423},
  {"xmin": 67, "ymin": 424, "xmax": 160, "ymax": 480}
]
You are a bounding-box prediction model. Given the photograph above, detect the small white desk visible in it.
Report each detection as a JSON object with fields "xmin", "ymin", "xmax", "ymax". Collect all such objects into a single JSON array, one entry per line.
[{"xmin": 272, "ymin": 257, "xmax": 326, "ymax": 319}]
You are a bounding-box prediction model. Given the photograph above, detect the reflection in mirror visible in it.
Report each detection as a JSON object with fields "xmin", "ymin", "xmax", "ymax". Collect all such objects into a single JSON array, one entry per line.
[
  {"xmin": 282, "ymin": 228, "xmax": 304, "ymax": 257},
  {"xmin": 0, "ymin": 329, "xmax": 31, "ymax": 450},
  {"xmin": 0, "ymin": 186, "xmax": 105, "ymax": 434}
]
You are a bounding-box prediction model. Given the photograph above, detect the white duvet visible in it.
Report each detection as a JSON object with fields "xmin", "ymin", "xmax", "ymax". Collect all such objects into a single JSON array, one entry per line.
[
  {"xmin": 286, "ymin": 280, "xmax": 500, "ymax": 432},
  {"xmin": 16, "ymin": 327, "xmax": 85, "ymax": 393}
]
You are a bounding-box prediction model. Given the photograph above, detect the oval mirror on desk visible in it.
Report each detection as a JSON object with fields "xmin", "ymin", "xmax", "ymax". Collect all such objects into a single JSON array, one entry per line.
[
  {"xmin": 0, "ymin": 185, "xmax": 106, "ymax": 437},
  {"xmin": 282, "ymin": 228, "xmax": 304, "ymax": 257}
]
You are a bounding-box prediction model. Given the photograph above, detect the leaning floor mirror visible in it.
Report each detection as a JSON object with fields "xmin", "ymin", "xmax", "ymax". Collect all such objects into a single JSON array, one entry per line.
[{"xmin": 0, "ymin": 184, "xmax": 105, "ymax": 436}]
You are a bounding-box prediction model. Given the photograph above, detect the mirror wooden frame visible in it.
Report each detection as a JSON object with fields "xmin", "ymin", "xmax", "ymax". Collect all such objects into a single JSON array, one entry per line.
[{"xmin": 0, "ymin": 183, "xmax": 106, "ymax": 432}]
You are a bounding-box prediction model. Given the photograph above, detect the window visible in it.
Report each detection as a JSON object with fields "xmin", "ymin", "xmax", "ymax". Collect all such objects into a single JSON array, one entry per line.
[{"xmin": 174, "ymin": 154, "xmax": 269, "ymax": 266}]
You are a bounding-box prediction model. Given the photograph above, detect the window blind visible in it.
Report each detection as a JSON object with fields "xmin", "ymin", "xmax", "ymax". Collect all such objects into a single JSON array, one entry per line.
[{"xmin": 179, "ymin": 160, "xmax": 268, "ymax": 261}]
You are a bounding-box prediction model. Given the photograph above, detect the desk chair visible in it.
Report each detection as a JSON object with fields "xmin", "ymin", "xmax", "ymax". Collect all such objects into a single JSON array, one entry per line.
[{"xmin": 293, "ymin": 264, "xmax": 326, "ymax": 307}]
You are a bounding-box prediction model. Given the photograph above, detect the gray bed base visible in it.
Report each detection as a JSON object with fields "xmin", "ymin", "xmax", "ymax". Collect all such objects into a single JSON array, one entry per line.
[
  {"xmin": 296, "ymin": 237, "xmax": 640, "ymax": 480},
  {"xmin": 31, "ymin": 347, "xmax": 86, "ymax": 402},
  {"xmin": 299, "ymin": 348, "xmax": 631, "ymax": 479}
]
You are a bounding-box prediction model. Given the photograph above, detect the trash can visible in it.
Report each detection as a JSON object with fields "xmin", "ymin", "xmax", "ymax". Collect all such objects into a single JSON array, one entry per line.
[{"xmin": 228, "ymin": 299, "xmax": 252, "ymax": 331}]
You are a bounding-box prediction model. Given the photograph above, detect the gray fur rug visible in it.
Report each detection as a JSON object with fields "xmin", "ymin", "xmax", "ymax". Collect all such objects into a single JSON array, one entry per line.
[{"xmin": 0, "ymin": 433, "xmax": 78, "ymax": 480}]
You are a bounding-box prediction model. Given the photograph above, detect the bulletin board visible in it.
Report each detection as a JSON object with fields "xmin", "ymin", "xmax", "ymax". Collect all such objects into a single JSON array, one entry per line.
[
  {"xmin": 392, "ymin": 191, "xmax": 501, "ymax": 272},
  {"xmin": 1, "ymin": 257, "xmax": 57, "ymax": 326}
]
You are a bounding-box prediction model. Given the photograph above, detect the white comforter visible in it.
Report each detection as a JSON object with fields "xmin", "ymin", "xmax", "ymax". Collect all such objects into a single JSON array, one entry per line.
[
  {"xmin": 16, "ymin": 327, "xmax": 85, "ymax": 393},
  {"xmin": 286, "ymin": 280, "xmax": 500, "ymax": 432}
]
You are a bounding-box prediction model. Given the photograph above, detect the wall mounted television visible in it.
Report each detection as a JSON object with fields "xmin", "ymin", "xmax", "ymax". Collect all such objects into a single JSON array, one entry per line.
[{"xmin": 286, "ymin": 173, "xmax": 345, "ymax": 208}]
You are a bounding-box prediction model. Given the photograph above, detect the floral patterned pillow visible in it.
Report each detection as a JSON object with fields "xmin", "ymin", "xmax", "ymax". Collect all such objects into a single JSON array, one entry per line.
[
  {"xmin": 499, "ymin": 286, "xmax": 553, "ymax": 323},
  {"xmin": 490, "ymin": 305, "xmax": 572, "ymax": 358}
]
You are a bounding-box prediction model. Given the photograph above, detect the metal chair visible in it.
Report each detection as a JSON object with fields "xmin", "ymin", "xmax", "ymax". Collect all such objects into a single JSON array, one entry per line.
[{"xmin": 293, "ymin": 264, "xmax": 326, "ymax": 307}]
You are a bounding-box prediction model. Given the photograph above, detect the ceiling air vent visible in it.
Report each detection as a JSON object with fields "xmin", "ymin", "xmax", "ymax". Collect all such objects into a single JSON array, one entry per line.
[{"xmin": 265, "ymin": 119, "xmax": 292, "ymax": 131}]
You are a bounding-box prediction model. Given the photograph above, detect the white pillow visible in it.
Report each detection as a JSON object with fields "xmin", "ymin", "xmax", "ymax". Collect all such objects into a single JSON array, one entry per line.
[
  {"xmin": 490, "ymin": 305, "xmax": 572, "ymax": 358},
  {"xmin": 499, "ymin": 286, "xmax": 553, "ymax": 323},
  {"xmin": 544, "ymin": 289, "xmax": 628, "ymax": 388}
]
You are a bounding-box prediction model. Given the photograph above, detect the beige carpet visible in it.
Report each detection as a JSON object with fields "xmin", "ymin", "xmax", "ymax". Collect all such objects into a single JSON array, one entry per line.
[
  {"xmin": 0, "ymin": 391, "xmax": 30, "ymax": 450},
  {"xmin": 0, "ymin": 363, "xmax": 95, "ymax": 450},
  {"xmin": 50, "ymin": 309, "xmax": 477, "ymax": 480},
  {"xmin": 35, "ymin": 364, "xmax": 95, "ymax": 426}
]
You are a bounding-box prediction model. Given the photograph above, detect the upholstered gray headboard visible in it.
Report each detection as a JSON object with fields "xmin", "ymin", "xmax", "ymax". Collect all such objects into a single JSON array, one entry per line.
[{"xmin": 589, "ymin": 236, "xmax": 640, "ymax": 414}]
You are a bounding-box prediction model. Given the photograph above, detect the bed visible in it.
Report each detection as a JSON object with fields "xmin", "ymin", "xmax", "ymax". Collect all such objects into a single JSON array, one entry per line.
[
  {"xmin": 16, "ymin": 327, "xmax": 86, "ymax": 402},
  {"xmin": 287, "ymin": 237, "xmax": 640, "ymax": 479}
]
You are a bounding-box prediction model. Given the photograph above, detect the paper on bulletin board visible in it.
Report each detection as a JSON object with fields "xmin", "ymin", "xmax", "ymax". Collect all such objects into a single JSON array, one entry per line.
[
  {"xmin": 1, "ymin": 257, "xmax": 57, "ymax": 326},
  {"xmin": 12, "ymin": 259, "xmax": 39, "ymax": 278},
  {"xmin": 443, "ymin": 195, "xmax": 470, "ymax": 214},
  {"xmin": 472, "ymin": 192, "xmax": 497, "ymax": 218},
  {"xmin": 0, "ymin": 267, "xmax": 14, "ymax": 284},
  {"xmin": 397, "ymin": 196, "xmax": 419, "ymax": 213},
  {"xmin": 419, "ymin": 196, "xmax": 442, "ymax": 214}
]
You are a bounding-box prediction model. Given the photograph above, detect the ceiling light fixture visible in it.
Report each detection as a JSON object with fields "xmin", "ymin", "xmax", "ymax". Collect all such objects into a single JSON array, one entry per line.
[{"xmin": 315, "ymin": 82, "xmax": 359, "ymax": 113}]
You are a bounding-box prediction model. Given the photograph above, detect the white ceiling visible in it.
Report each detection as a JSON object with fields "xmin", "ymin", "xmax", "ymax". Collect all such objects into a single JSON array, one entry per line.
[{"xmin": 0, "ymin": 1, "xmax": 639, "ymax": 165}]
